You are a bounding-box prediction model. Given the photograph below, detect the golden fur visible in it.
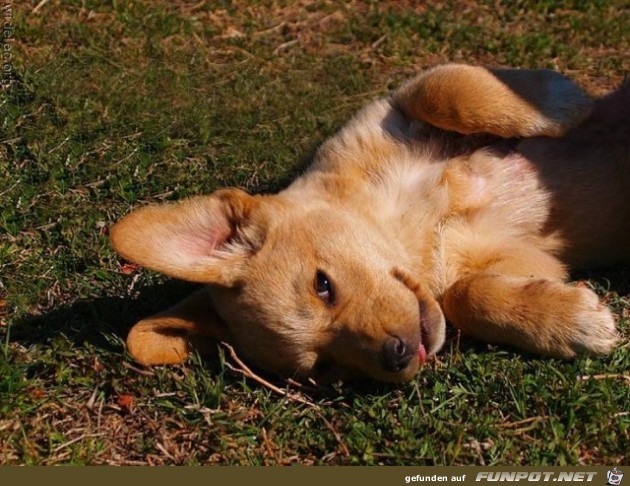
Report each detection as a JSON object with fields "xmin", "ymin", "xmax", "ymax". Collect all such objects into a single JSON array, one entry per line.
[{"xmin": 110, "ymin": 64, "xmax": 627, "ymax": 382}]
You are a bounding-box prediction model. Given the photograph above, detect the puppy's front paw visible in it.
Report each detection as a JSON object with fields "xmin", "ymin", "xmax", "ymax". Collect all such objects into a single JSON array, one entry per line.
[
  {"xmin": 442, "ymin": 273, "xmax": 619, "ymax": 360},
  {"xmin": 565, "ymin": 287, "xmax": 619, "ymax": 357}
]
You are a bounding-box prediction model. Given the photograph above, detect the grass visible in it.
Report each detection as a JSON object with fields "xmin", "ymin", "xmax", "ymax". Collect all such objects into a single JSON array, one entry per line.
[{"xmin": 1, "ymin": 0, "xmax": 629, "ymax": 465}]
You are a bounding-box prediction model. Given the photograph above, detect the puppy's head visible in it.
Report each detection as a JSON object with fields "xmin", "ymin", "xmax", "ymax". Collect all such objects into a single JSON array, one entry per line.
[{"xmin": 110, "ymin": 188, "xmax": 445, "ymax": 382}]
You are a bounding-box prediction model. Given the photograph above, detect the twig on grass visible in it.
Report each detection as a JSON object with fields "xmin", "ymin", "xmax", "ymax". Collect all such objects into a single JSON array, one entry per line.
[
  {"xmin": 498, "ymin": 415, "xmax": 547, "ymax": 429},
  {"xmin": 273, "ymin": 39, "xmax": 298, "ymax": 55},
  {"xmin": 52, "ymin": 433, "xmax": 105, "ymax": 453},
  {"xmin": 0, "ymin": 181, "xmax": 20, "ymax": 198},
  {"xmin": 578, "ymin": 373, "xmax": 630, "ymax": 385},
  {"xmin": 86, "ymin": 385, "xmax": 99, "ymax": 409},
  {"xmin": 464, "ymin": 439, "xmax": 487, "ymax": 466},
  {"xmin": 285, "ymin": 376, "xmax": 326, "ymax": 394},
  {"xmin": 31, "ymin": 0, "xmax": 50, "ymax": 14},
  {"xmin": 221, "ymin": 342, "xmax": 317, "ymax": 407},
  {"xmin": 371, "ymin": 34, "xmax": 388, "ymax": 50},
  {"xmin": 122, "ymin": 361, "xmax": 155, "ymax": 377},
  {"xmin": 220, "ymin": 342, "xmax": 350, "ymax": 457},
  {"xmin": 254, "ymin": 22, "xmax": 287, "ymax": 37},
  {"xmin": 261, "ymin": 427, "xmax": 282, "ymax": 464},
  {"xmin": 155, "ymin": 442, "xmax": 177, "ymax": 462}
]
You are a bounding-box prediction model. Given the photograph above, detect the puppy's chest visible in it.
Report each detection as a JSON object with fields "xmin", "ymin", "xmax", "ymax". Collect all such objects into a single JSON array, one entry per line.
[
  {"xmin": 371, "ymin": 151, "xmax": 553, "ymax": 286},
  {"xmin": 376, "ymin": 150, "xmax": 549, "ymax": 219},
  {"xmin": 370, "ymin": 158, "xmax": 446, "ymax": 222}
]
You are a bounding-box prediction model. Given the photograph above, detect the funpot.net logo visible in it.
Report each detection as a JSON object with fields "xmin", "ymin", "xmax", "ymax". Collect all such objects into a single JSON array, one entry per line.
[{"xmin": 475, "ymin": 472, "xmax": 598, "ymax": 482}]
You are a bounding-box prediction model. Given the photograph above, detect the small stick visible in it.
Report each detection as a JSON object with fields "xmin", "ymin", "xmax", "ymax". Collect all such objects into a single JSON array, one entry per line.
[
  {"xmin": 221, "ymin": 343, "xmax": 316, "ymax": 407},
  {"xmin": 578, "ymin": 373, "xmax": 630, "ymax": 384},
  {"xmin": 220, "ymin": 342, "xmax": 350, "ymax": 456},
  {"xmin": 122, "ymin": 361, "xmax": 155, "ymax": 377},
  {"xmin": 273, "ymin": 39, "xmax": 298, "ymax": 55},
  {"xmin": 32, "ymin": 0, "xmax": 50, "ymax": 14},
  {"xmin": 499, "ymin": 415, "xmax": 547, "ymax": 429},
  {"xmin": 155, "ymin": 442, "xmax": 177, "ymax": 462},
  {"xmin": 52, "ymin": 433, "xmax": 104, "ymax": 453}
]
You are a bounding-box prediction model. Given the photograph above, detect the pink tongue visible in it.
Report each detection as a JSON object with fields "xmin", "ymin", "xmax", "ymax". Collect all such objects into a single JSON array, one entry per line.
[{"xmin": 418, "ymin": 343, "xmax": 427, "ymax": 366}]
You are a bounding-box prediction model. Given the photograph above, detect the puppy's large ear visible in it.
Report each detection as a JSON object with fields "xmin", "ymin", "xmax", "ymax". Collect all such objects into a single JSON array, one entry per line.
[
  {"xmin": 110, "ymin": 189, "xmax": 263, "ymax": 285},
  {"xmin": 393, "ymin": 64, "xmax": 593, "ymax": 137}
]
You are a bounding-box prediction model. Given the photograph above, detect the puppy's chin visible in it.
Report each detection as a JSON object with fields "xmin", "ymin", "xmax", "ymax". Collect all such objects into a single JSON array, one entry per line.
[
  {"xmin": 375, "ymin": 357, "xmax": 421, "ymax": 383},
  {"xmin": 309, "ymin": 359, "xmax": 421, "ymax": 384}
]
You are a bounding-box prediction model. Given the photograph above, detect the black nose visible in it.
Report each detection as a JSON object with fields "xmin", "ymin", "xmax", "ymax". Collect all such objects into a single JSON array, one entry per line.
[{"xmin": 382, "ymin": 336, "xmax": 414, "ymax": 372}]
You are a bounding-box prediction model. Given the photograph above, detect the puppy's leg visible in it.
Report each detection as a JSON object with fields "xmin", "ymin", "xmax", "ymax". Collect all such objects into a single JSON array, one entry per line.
[
  {"xmin": 393, "ymin": 64, "xmax": 593, "ymax": 137},
  {"xmin": 442, "ymin": 249, "xmax": 618, "ymax": 358},
  {"xmin": 126, "ymin": 287, "xmax": 227, "ymax": 365}
]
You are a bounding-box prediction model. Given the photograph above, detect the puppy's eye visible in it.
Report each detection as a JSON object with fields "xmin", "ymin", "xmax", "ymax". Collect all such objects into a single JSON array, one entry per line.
[{"xmin": 315, "ymin": 270, "xmax": 335, "ymax": 306}]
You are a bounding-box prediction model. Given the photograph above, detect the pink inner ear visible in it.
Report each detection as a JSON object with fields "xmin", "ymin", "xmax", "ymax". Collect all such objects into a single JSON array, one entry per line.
[{"xmin": 175, "ymin": 211, "xmax": 233, "ymax": 260}]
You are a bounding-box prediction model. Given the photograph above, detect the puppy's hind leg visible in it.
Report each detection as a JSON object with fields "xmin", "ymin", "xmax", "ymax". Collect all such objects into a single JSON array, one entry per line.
[
  {"xmin": 126, "ymin": 287, "xmax": 227, "ymax": 366},
  {"xmin": 393, "ymin": 64, "xmax": 593, "ymax": 137}
]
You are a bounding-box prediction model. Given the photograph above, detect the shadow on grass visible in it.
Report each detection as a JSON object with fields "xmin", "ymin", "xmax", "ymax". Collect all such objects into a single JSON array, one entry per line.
[{"xmin": 10, "ymin": 280, "xmax": 202, "ymax": 352}]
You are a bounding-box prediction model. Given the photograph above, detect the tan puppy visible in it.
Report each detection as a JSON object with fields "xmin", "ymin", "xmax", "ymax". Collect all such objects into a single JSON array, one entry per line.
[{"xmin": 110, "ymin": 64, "xmax": 627, "ymax": 382}]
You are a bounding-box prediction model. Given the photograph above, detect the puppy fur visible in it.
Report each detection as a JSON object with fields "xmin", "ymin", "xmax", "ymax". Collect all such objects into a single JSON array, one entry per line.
[{"xmin": 110, "ymin": 64, "xmax": 627, "ymax": 382}]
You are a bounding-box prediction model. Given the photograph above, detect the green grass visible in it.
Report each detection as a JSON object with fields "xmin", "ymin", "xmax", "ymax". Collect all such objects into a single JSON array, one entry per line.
[{"xmin": 1, "ymin": 0, "xmax": 628, "ymax": 465}]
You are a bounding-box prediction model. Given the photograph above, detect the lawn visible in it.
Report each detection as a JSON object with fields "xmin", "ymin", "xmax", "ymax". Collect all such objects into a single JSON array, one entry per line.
[{"xmin": 1, "ymin": 0, "xmax": 628, "ymax": 465}]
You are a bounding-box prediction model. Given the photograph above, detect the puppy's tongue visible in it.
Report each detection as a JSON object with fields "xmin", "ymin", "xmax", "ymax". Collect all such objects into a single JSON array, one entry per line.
[{"xmin": 418, "ymin": 343, "xmax": 427, "ymax": 366}]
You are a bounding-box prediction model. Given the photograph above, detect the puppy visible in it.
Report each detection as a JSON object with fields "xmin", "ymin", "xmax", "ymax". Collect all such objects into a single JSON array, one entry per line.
[{"xmin": 110, "ymin": 64, "xmax": 626, "ymax": 383}]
